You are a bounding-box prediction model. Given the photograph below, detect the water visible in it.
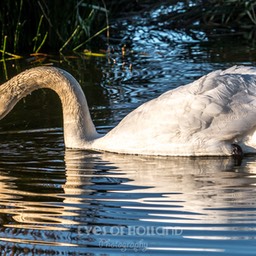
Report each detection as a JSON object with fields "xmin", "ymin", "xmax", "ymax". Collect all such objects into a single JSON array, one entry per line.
[
  {"xmin": 1, "ymin": 133, "xmax": 256, "ymax": 255},
  {"xmin": 1, "ymin": 5, "xmax": 256, "ymax": 255}
]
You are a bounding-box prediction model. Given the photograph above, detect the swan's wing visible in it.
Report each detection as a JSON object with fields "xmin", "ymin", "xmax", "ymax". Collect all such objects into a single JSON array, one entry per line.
[
  {"xmin": 97, "ymin": 66, "xmax": 256, "ymax": 155},
  {"xmin": 196, "ymin": 67, "xmax": 256, "ymax": 138}
]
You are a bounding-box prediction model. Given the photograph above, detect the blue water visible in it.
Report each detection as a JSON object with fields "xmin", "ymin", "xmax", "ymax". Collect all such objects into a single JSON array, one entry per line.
[{"xmin": 1, "ymin": 4, "xmax": 256, "ymax": 255}]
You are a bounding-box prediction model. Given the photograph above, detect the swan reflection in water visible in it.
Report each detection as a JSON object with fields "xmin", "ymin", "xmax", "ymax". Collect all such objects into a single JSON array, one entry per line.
[{"xmin": 0, "ymin": 148, "xmax": 256, "ymax": 253}]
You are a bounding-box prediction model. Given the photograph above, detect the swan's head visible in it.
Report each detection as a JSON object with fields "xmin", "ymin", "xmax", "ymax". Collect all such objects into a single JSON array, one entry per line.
[{"xmin": 0, "ymin": 87, "xmax": 19, "ymax": 120}]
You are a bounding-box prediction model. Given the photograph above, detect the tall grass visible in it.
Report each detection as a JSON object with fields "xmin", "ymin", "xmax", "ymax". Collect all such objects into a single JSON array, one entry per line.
[
  {"xmin": 0, "ymin": 0, "xmax": 255, "ymax": 57},
  {"xmin": 0, "ymin": 0, "xmax": 109, "ymax": 54}
]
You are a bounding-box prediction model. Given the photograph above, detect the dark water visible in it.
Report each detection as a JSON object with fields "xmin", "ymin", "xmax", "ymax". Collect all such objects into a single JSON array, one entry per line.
[{"xmin": 1, "ymin": 5, "xmax": 256, "ymax": 256}]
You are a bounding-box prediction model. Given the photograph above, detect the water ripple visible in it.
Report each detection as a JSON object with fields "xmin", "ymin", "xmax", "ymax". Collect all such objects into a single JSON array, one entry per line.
[{"xmin": 0, "ymin": 134, "xmax": 256, "ymax": 255}]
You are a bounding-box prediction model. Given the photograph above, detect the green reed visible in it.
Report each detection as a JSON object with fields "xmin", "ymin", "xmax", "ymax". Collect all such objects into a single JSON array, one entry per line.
[
  {"xmin": 0, "ymin": 0, "xmax": 255, "ymax": 58},
  {"xmin": 0, "ymin": 0, "xmax": 109, "ymax": 55}
]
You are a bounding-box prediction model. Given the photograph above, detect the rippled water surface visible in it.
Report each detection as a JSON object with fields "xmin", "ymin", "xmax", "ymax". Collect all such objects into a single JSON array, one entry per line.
[{"xmin": 1, "ymin": 5, "xmax": 256, "ymax": 255}]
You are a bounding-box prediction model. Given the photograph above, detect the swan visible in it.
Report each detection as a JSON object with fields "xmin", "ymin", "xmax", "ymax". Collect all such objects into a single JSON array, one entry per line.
[{"xmin": 1, "ymin": 65, "xmax": 256, "ymax": 156}]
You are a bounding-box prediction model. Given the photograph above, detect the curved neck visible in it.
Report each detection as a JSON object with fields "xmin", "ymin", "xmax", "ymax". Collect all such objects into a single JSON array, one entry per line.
[{"xmin": 0, "ymin": 66, "xmax": 99, "ymax": 148}]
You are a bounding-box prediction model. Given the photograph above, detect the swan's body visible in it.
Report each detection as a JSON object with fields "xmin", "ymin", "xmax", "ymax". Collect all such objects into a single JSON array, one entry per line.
[{"xmin": 1, "ymin": 65, "xmax": 256, "ymax": 156}]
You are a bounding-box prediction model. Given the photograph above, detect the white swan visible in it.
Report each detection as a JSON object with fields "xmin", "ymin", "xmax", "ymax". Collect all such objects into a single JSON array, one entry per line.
[{"xmin": 1, "ymin": 65, "xmax": 256, "ymax": 156}]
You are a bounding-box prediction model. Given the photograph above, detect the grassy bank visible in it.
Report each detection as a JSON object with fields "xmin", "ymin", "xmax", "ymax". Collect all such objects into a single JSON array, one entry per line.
[{"xmin": 1, "ymin": 0, "xmax": 256, "ymax": 57}]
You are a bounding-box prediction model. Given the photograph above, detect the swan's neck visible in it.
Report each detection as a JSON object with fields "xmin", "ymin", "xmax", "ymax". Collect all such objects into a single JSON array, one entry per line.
[{"xmin": 0, "ymin": 66, "xmax": 100, "ymax": 148}]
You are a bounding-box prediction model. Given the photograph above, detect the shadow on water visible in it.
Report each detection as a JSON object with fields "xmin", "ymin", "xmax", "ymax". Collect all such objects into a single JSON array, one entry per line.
[{"xmin": 0, "ymin": 131, "xmax": 256, "ymax": 255}]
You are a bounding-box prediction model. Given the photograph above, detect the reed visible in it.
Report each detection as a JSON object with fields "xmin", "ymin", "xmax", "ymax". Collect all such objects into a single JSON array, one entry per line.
[
  {"xmin": 0, "ymin": 0, "xmax": 255, "ymax": 57},
  {"xmin": 0, "ymin": 0, "xmax": 109, "ymax": 54}
]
